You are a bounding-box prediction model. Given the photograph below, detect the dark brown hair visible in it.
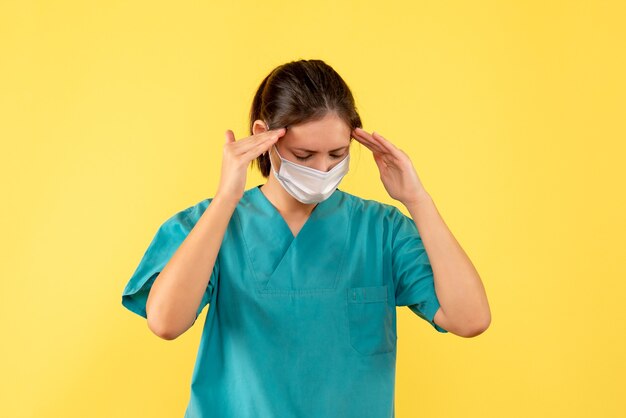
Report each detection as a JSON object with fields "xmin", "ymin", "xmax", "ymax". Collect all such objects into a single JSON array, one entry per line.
[{"xmin": 249, "ymin": 59, "xmax": 362, "ymax": 177}]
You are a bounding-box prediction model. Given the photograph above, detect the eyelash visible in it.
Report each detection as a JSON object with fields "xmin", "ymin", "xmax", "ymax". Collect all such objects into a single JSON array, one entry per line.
[{"xmin": 295, "ymin": 154, "xmax": 344, "ymax": 161}]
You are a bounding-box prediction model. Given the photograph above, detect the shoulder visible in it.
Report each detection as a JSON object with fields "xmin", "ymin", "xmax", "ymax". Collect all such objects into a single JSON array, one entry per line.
[
  {"xmin": 160, "ymin": 197, "xmax": 213, "ymax": 231},
  {"xmin": 336, "ymin": 189, "xmax": 404, "ymax": 223},
  {"xmin": 336, "ymin": 190, "xmax": 419, "ymax": 242}
]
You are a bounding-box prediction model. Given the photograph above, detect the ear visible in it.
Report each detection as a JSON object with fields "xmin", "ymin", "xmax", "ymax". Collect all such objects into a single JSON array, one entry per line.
[{"xmin": 252, "ymin": 119, "xmax": 270, "ymax": 136}]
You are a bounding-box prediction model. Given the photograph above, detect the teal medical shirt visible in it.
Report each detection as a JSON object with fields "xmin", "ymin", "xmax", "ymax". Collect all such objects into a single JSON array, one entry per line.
[{"xmin": 122, "ymin": 185, "xmax": 447, "ymax": 418}]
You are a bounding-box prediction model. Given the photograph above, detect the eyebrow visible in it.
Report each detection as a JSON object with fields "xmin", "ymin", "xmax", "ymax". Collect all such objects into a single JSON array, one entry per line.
[{"xmin": 291, "ymin": 145, "xmax": 350, "ymax": 153}]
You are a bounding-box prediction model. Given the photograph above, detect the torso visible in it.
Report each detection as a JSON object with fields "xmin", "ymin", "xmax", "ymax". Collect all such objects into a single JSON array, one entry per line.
[{"xmin": 183, "ymin": 186, "xmax": 404, "ymax": 417}]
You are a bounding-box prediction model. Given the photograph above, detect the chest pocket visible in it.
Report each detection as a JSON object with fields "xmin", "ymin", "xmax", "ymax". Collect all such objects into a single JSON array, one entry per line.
[{"xmin": 346, "ymin": 285, "xmax": 396, "ymax": 355}]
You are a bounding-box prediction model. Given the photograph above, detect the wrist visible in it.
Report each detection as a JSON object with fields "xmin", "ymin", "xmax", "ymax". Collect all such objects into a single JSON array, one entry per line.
[
  {"xmin": 212, "ymin": 193, "xmax": 241, "ymax": 209},
  {"xmin": 403, "ymin": 188, "xmax": 431, "ymax": 207}
]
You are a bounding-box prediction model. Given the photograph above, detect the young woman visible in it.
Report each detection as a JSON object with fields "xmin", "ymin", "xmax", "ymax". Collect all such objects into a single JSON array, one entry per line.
[{"xmin": 122, "ymin": 59, "xmax": 490, "ymax": 418}]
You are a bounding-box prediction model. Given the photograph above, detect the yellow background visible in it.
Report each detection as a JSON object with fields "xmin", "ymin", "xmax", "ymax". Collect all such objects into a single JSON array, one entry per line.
[{"xmin": 1, "ymin": 0, "xmax": 624, "ymax": 417}]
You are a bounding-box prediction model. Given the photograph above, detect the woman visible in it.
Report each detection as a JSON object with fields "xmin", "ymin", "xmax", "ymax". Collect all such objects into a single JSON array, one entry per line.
[{"xmin": 122, "ymin": 59, "xmax": 491, "ymax": 418}]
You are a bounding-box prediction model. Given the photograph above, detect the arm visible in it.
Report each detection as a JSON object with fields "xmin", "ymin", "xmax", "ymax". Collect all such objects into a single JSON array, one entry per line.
[
  {"xmin": 146, "ymin": 195, "xmax": 238, "ymax": 340},
  {"xmin": 143, "ymin": 125, "xmax": 285, "ymax": 340},
  {"xmin": 405, "ymin": 190, "xmax": 491, "ymax": 338},
  {"xmin": 350, "ymin": 127, "xmax": 490, "ymax": 338}
]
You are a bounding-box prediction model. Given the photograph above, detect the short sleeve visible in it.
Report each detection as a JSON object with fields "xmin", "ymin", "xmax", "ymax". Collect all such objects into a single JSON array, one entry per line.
[
  {"xmin": 121, "ymin": 200, "xmax": 217, "ymax": 321},
  {"xmin": 391, "ymin": 207, "xmax": 448, "ymax": 333}
]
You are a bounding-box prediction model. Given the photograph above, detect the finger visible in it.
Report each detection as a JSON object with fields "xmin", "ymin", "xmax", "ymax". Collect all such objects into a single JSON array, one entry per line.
[
  {"xmin": 372, "ymin": 151, "xmax": 388, "ymax": 172},
  {"xmin": 234, "ymin": 128, "xmax": 285, "ymax": 153},
  {"xmin": 355, "ymin": 127, "xmax": 390, "ymax": 149},
  {"xmin": 243, "ymin": 127, "xmax": 286, "ymax": 145},
  {"xmin": 371, "ymin": 131, "xmax": 401, "ymax": 154},
  {"xmin": 352, "ymin": 129, "xmax": 387, "ymax": 154},
  {"xmin": 356, "ymin": 128, "xmax": 400, "ymax": 157},
  {"xmin": 241, "ymin": 130, "xmax": 282, "ymax": 155},
  {"xmin": 356, "ymin": 137, "xmax": 385, "ymax": 155},
  {"xmin": 352, "ymin": 128, "xmax": 381, "ymax": 148},
  {"xmin": 225, "ymin": 129, "xmax": 236, "ymax": 144},
  {"xmin": 241, "ymin": 135, "xmax": 279, "ymax": 161},
  {"xmin": 253, "ymin": 127, "xmax": 286, "ymax": 142}
]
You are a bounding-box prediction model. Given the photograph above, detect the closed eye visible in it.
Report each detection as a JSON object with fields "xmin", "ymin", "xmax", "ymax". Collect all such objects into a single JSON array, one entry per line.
[{"xmin": 295, "ymin": 153, "xmax": 345, "ymax": 161}]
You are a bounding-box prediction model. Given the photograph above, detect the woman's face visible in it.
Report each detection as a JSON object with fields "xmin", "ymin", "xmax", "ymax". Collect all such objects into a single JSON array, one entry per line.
[{"xmin": 257, "ymin": 113, "xmax": 352, "ymax": 173}]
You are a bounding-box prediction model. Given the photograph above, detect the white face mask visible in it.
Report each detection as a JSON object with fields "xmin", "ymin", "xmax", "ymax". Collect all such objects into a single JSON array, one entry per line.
[{"xmin": 269, "ymin": 143, "xmax": 350, "ymax": 204}]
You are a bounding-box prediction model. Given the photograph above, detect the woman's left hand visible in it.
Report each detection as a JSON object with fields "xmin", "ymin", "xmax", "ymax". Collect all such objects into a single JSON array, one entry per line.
[{"xmin": 352, "ymin": 127, "xmax": 428, "ymax": 205}]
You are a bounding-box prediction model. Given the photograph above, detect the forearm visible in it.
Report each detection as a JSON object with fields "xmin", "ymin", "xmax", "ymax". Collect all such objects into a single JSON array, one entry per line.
[
  {"xmin": 146, "ymin": 195, "xmax": 239, "ymax": 339},
  {"xmin": 404, "ymin": 190, "xmax": 491, "ymax": 336}
]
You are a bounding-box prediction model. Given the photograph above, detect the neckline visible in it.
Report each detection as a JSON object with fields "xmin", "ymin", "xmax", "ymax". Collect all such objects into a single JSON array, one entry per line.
[{"xmin": 251, "ymin": 185, "xmax": 340, "ymax": 239}]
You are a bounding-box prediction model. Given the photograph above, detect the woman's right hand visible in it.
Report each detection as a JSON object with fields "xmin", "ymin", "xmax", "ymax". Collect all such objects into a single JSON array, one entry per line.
[{"xmin": 215, "ymin": 127, "xmax": 286, "ymax": 203}]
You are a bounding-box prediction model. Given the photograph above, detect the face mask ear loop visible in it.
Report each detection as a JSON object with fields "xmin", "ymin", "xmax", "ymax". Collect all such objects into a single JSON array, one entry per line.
[{"xmin": 271, "ymin": 144, "xmax": 281, "ymax": 165}]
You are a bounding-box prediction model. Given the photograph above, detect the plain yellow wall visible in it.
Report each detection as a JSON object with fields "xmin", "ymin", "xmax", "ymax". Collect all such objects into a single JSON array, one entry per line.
[{"xmin": 1, "ymin": 1, "xmax": 624, "ymax": 417}]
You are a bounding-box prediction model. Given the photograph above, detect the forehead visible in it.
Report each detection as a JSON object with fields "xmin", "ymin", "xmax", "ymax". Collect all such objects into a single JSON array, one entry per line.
[{"xmin": 282, "ymin": 114, "xmax": 352, "ymax": 151}]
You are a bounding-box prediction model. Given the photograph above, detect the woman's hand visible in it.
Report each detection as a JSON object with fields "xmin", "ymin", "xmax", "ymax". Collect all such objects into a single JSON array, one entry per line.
[
  {"xmin": 215, "ymin": 127, "xmax": 286, "ymax": 203},
  {"xmin": 351, "ymin": 127, "xmax": 428, "ymax": 206}
]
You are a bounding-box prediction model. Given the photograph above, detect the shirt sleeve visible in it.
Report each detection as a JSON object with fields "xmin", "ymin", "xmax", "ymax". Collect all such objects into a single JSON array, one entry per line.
[
  {"xmin": 391, "ymin": 207, "xmax": 448, "ymax": 333},
  {"xmin": 121, "ymin": 201, "xmax": 217, "ymax": 321}
]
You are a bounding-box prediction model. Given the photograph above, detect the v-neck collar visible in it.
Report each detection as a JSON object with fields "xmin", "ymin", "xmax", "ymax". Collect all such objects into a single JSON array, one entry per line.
[
  {"xmin": 240, "ymin": 185, "xmax": 350, "ymax": 293},
  {"xmin": 251, "ymin": 184, "xmax": 342, "ymax": 240}
]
